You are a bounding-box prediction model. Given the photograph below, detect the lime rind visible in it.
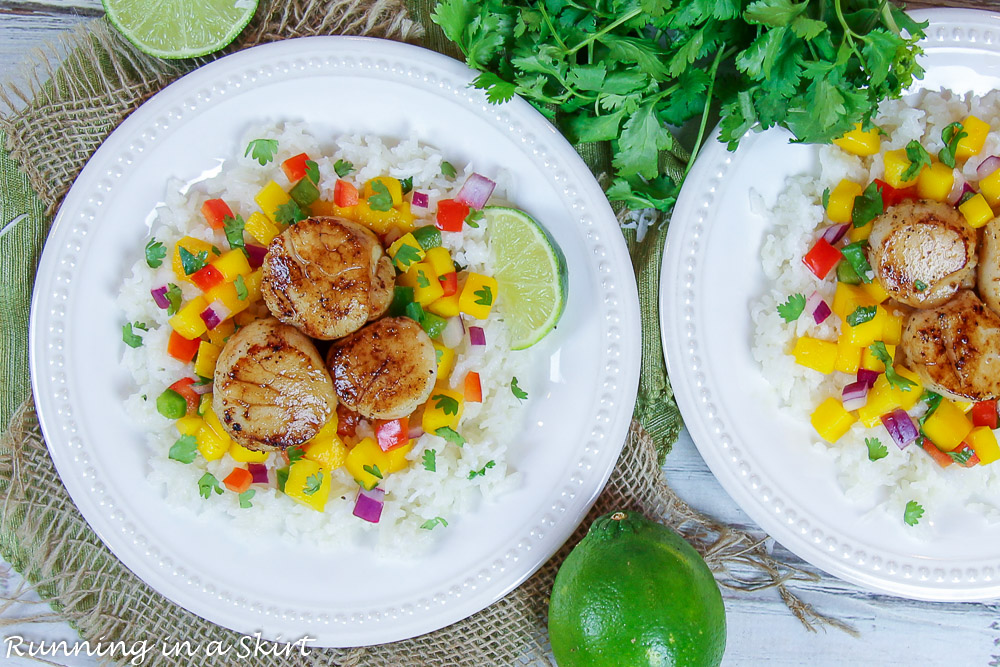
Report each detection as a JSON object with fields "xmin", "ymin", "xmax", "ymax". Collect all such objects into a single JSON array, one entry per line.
[{"xmin": 103, "ymin": 0, "xmax": 258, "ymax": 60}]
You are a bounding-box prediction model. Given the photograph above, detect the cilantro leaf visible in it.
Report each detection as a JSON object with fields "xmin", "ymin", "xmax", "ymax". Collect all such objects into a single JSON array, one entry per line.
[
  {"xmin": 245, "ymin": 138, "xmax": 278, "ymax": 166},
  {"xmin": 474, "ymin": 285, "xmax": 493, "ymax": 306},
  {"xmin": 776, "ymin": 293, "xmax": 806, "ymax": 323},
  {"xmin": 178, "ymin": 246, "xmax": 208, "ymax": 275},
  {"xmin": 822, "ymin": 187, "xmax": 831, "ymax": 209},
  {"xmin": 465, "ymin": 208, "xmax": 484, "ymax": 228},
  {"xmin": 393, "ymin": 244, "xmax": 422, "ymax": 270},
  {"xmin": 939, "ymin": 122, "xmax": 967, "ymax": 169},
  {"xmin": 362, "ymin": 464, "xmax": 384, "ymax": 480},
  {"xmin": 510, "ymin": 377, "xmax": 528, "ymax": 400},
  {"xmin": 168, "ymin": 434, "xmax": 199, "ymax": 464},
  {"xmin": 334, "ymin": 159, "xmax": 354, "ymax": 177},
  {"xmin": 122, "ymin": 322, "xmax": 145, "ymax": 348},
  {"xmin": 613, "ymin": 103, "xmax": 674, "ymax": 180},
  {"xmin": 420, "ymin": 517, "xmax": 449, "ymax": 530},
  {"xmin": 198, "ymin": 473, "xmax": 223, "ymax": 499},
  {"xmin": 901, "ymin": 140, "xmax": 932, "ymax": 181},
  {"xmin": 400, "ymin": 176, "xmax": 414, "ymax": 195},
  {"xmin": 440, "ymin": 161, "xmax": 457, "ymax": 178},
  {"xmin": 472, "ymin": 71, "xmax": 517, "ymax": 104},
  {"xmin": 165, "ymin": 283, "xmax": 182, "ymax": 316},
  {"xmin": 234, "ymin": 275, "xmax": 248, "ymax": 301},
  {"xmin": 368, "ymin": 180, "xmax": 394, "ymax": 212},
  {"xmin": 423, "ymin": 449, "xmax": 437, "ymax": 472},
  {"xmin": 865, "ymin": 437, "xmax": 888, "ymax": 462},
  {"xmin": 903, "ymin": 500, "xmax": 924, "ymax": 526},
  {"xmin": 239, "ymin": 489, "xmax": 255, "ymax": 509},
  {"xmin": 852, "ymin": 181, "xmax": 883, "ymax": 228},
  {"xmin": 947, "ymin": 447, "xmax": 974, "ymax": 465},
  {"xmin": 914, "ymin": 279, "xmax": 928, "ymax": 292},
  {"xmin": 846, "ymin": 305, "xmax": 877, "ymax": 327},
  {"xmin": 432, "ymin": 394, "xmax": 460, "ymax": 415},
  {"xmin": 304, "ymin": 159, "xmax": 320, "ymax": 184},
  {"xmin": 841, "ymin": 242, "xmax": 873, "ymax": 284},
  {"xmin": 468, "ymin": 460, "xmax": 495, "ymax": 479},
  {"xmin": 435, "ymin": 427, "xmax": 465, "ymax": 447},
  {"xmin": 416, "ymin": 269, "xmax": 431, "ymax": 289},
  {"xmin": 869, "ymin": 342, "xmax": 915, "ymax": 392},
  {"xmin": 286, "ymin": 446, "xmax": 305, "ymax": 464},
  {"xmin": 145, "ymin": 238, "xmax": 166, "ymax": 268},
  {"xmin": 274, "ymin": 200, "xmax": 305, "ymax": 226},
  {"xmin": 303, "ymin": 471, "xmax": 324, "ymax": 495}
]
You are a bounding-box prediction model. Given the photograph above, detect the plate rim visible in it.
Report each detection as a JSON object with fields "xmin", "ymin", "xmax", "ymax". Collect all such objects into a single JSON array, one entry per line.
[
  {"xmin": 28, "ymin": 35, "xmax": 641, "ymax": 645},
  {"xmin": 660, "ymin": 7, "xmax": 1000, "ymax": 602}
]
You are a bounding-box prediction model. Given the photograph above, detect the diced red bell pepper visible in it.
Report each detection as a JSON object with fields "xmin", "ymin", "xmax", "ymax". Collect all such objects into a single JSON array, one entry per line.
[
  {"xmin": 334, "ymin": 180, "xmax": 359, "ymax": 207},
  {"xmin": 873, "ymin": 179, "xmax": 918, "ymax": 210},
  {"xmin": 375, "ymin": 417, "xmax": 409, "ymax": 452},
  {"xmin": 464, "ymin": 371, "xmax": 482, "ymax": 403},
  {"xmin": 802, "ymin": 238, "xmax": 842, "ymax": 280},
  {"xmin": 201, "ymin": 198, "xmax": 234, "ymax": 230},
  {"xmin": 281, "ymin": 153, "xmax": 311, "ymax": 182},
  {"xmin": 190, "ymin": 264, "xmax": 224, "ymax": 292},
  {"xmin": 438, "ymin": 272, "xmax": 458, "ymax": 297},
  {"xmin": 956, "ymin": 445, "xmax": 981, "ymax": 468},
  {"xmin": 337, "ymin": 404, "xmax": 360, "ymax": 440},
  {"xmin": 168, "ymin": 377, "xmax": 201, "ymax": 415},
  {"xmin": 435, "ymin": 199, "xmax": 469, "ymax": 232},
  {"xmin": 167, "ymin": 331, "xmax": 200, "ymax": 363},
  {"xmin": 971, "ymin": 400, "xmax": 998, "ymax": 429},
  {"xmin": 223, "ymin": 467, "xmax": 253, "ymax": 493},
  {"xmin": 921, "ymin": 438, "xmax": 953, "ymax": 468}
]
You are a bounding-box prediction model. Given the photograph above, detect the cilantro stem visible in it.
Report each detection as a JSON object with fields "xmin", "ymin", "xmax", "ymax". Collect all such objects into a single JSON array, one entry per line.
[
  {"xmin": 564, "ymin": 7, "xmax": 643, "ymax": 57},
  {"xmin": 685, "ymin": 45, "xmax": 732, "ymax": 177},
  {"xmin": 538, "ymin": 3, "xmax": 568, "ymax": 52}
]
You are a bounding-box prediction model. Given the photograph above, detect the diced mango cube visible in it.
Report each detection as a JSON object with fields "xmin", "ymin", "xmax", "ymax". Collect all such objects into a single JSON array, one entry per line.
[
  {"xmin": 917, "ymin": 161, "xmax": 955, "ymax": 202},
  {"xmin": 848, "ymin": 220, "xmax": 873, "ymax": 242},
  {"xmin": 857, "ymin": 375, "xmax": 901, "ymax": 427},
  {"xmin": 351, "ymin": 199, "xmax": 415, "ymax": 234},
  {"xmin": 883, "ymin": 149, "xmax": 921, "ymax": 188},
  {"xmin": 201, "ymin": 404, "xmax": 228, "ymax": 437},
  {"xmin": 345, "ymin": 437, "xmax": 391, "ymax": 490},
  {"xmin": 193, "ymin": 341, "xmax": 222, "ymax": 378},
  {"xmin": 792, "ymin": 337, "xmax": 838, "ymax": 374},
  {"xmin": 846, "ymin": 306, "xmax": 887, "ymax": 347},
  {"xmin": 284, "ymin": 459, "xmax": 331, "ymax": 511},
  {"xmin": 175, "ymin": 415, "xmax": 204, "ymax": 436},
  {"xmin": 860, "ymin": 279, "xmax": 889, "ymax": 304},
  {"xmin": 980, "ymin": 168, "xmax": 1000, "ymax": 208},
  {"xmin": 892, "ymin": 367, "xmax": 923, "ymax": 411},
  {"xmin": 834, "ymin": 332, "xmax": 862, "ymax": 374},
  {"xmin": 388, "ymin": 233, "xmax": 425, "ymax": 271},
  {"xmin": 196, "ymin": 423, "xmax": 229, "ymax": 462},
  {"xmin": 956, "ymin": 401, "xmax": 974, "ymax": 414},
  {"xmin": 245, "ymin": 211, "xmax": 281, "ymax": 245},
  {"xmin": 243, "ymin": 268, "xmax": 263, "ymax": 302},
  {"xmin": 362, "ymin": 177, "xmax": 404, "ymax": 206},
  {"xmin": 832, "ymin": 283, "xmax": 877, "ymax": 320},
  {"xmin": 172, "ymin": 237, "xmax": 216, "ymax": 284},
  {"xmin": 303, "ymin": 419, "xmax": 348, "ymax": 471},
  {"xmin": 434, "ymin": 342, "xmax": 456, "ymax": 381},
  {"xmin": 422, "ymin": 389, "xmax": 464, "ymax": 434},
  {"xmin": 426, "ymin": 293, "xmax": 460, "ymax": 318},
  {"xmin": 833, "ymin": 123, "xmax": 882, "ymax": 157},
  {"xmin": 169, "ymin": 295, "xmax": 209, "ymax": 339},
  {"xmin": 959, "ymin": 192, "xmax": 994, "ymax": 229},
  {"xmin": 459, "ymin": 273, "xmax": 498, "ymax": 320},
  {"xmin": 967, "ymin": 426, "xmax": 1000, "ymax": 465},
  {"xmin": 882, "ymin": 312, "xmax": 903, "ymax": 345},
  {"xmin": 923, "ymin": 399, "xmax": 974, "ymax": 452},
  {"xmin": 405, "ymin": 261, "xmax": 444, "ymax": 306},
  {"xmin": 229, "ymin": 441, "xmax": 269, "ymax": 463},
  {"xmin": 955, "ymin": 115, "xmax": 990, "ymax": 160},
  {"xmin": 811, "ymin": 397, "xmax": 857, "ymax": 442},
  {"xmin": 386, "ymin": 441, "xmax": 414, "ymax": 473},
  {"xmin": 826, "ymin": 180, "xmax": 864, "ymax": 224},
  {"xmin": 860, "ymin": 342, "xmax": 896, "ymax": 372},
  {"xmin": 424, "ymin": 247, "xmax": 454, "ymax": 277},
  {"xmin": 211, "ymin": 249, "xmax": 252, "ymax": 282},
  {"xmin": 255, "ymin": 181, "xmax": 291, "ymax": 224},
  {"xmin": 203, "ymin": 281, "xmax": 251, "ymax": 317},
  {"xmin": 205, "ymin": 318, "xmax": 235, "ymax": 347}
]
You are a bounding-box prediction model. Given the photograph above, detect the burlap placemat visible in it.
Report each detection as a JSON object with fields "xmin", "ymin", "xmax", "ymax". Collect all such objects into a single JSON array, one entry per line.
[{"xmin": 0, "ymin": 1, "xmax": 848, "ymax": 664}]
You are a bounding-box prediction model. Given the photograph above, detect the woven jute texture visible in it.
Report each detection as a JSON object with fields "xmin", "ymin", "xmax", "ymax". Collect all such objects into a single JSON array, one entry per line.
[{"xmin": 0, "ymin": 0, "xmax": 847, "ymax": 663}]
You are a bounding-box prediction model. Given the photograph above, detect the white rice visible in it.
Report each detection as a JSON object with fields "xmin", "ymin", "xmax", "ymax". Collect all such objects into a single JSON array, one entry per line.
[
  {"xmin": 118, "ymin": 123, "xmax": 533, "ymax": 555},
  {"xmin": 752, "ymin": 90, "xmax": 1000, "ymax": 536}
]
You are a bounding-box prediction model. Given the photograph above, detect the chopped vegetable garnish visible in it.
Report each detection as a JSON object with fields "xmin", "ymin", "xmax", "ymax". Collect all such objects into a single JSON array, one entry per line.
[
  {"xmin": 903, "ymin": 500, "xmax": 924, "ymax": 526},
  {"xmin": 367, "ymin": 180, "xmax": 394, "ymax": 212},
  {"xmin": 412, "ymin": 225, "xmax": 442, "ymax": 251},
  {"xmin": 802, "ymin": 238, "xmax": 842, "ymax": 280},
  {"xmin": 334, "ymin": 179, "xmax": 359, "ymax": 207},
  {"xmin": 776, "ymin": 293, "xmax": 806, "ymax": 323},
  {"xmin": 868, "ymin": 342, "xmax": 915, "ymax": 392},
  {"xmin": 902, "ymin": 140, "xmax": 932, "ymax": 181},
  {"xmin": 939, "ymin": 122, "xmax": 968, "ymax": 168},
  {"xmin": 432, "ymin": 393, "xmax": 460, "ymax": 415},
  {"xmin": 465, "ymin": 208, "xmax": 484, "ymax": 228},
  {"xmin": 179, "ymin": 246, "xmax": 208, "ymax": 275},
  {"xmin": 440, "ymin": 161, "xmax": 457, "ymax": 178},
  {"xmin": 223, "ymin": 214, "xmax": 247, "ymax": 255},
  {"xmin": 435, "ymin": 426, "xmax": 464, "ymax": 447},
  {"xmin": 510, "ymin": 377, "xmax": 528, "ymax": 400},
  {"xmin": 334, "ymin": 158, "xmax": 353, "ymax": 177},
  {"xmin": 947, "ymin": 447, "xmax": 975, "ymax": 465},
  {"xmin": 846, "ymin": 305, "xmax": 877, "ymax": 327},
  {"xmin": 245, "ymin": 138, "xmax": 278, "ymax": 166},
  {"xmin": 168, "ymin": 434, "xmax": 198, "ymax": 464},
  {"xmin": 304, "ymin": 159, "xmax": 320, "ymax": 184},
  {"xmin": 420, "ymin": 517, "xmax": 449, "ymax": 530},
  {"xmin": 468, "ymin": 460, "xmax": 495, "ymax": 479},
  {"xmin": 145, "ymin": 238, "xmax": 166, "ymax": 268},
  {"xmin": 122, "ymin": 322, "xmax": 146, "ymax": 348},
  {"xmin": 234, "ymin": 275, "xmax": 248, "ymax": 301},
  {"xmin": 866, "ymin": 437, "xmax": 888, "ymax": 462},
  {"xmin": 164, "ymin": 283, "xmax": 182, "ymax": 315},
  {"xmin": 239, "ymin": 489, "xmax": 255, "ymax": 508},
  {"xmin": 851, "ymin": 182, "xmax": 883, "ymax": 228},
  {"xmin": 821, "ymin": 188, "xmax": 831, "ymax": 209},
  {"xmin": 422, "ymin": 449, "xmax": 437, "ymax": 472},
  {"xmin": 156, "ymin": 389, "xmax": 188, "ymax": 419},
  {"xmin": 362, "ymin": 464, "xmax": 383, "ymax": 480},
  {"xmin": 914, "ymin": 279, "xmax": 928, "ymax": 292},
  {"xmin": 274, "ymin": 200, "xmax": 305, "ymax": 225},
  {"xmin": 303, "ymin": 471, "xmax": 324, "ymax": 495},
  {"xmin": 198, "ymin": 472, "xmax": 223, "ymax": 499},
  {"xmin": 473, "ymin": 284, "xmax": 493, "ymax": 307},
  {"xmin": 400, "ymin": 176, "xmax": 414, "ymax": 194},
  {"xmin": 840, "ymin": 242, "xmax": 873, "ymax": 284},
  {"xmin": 286, "ymin": 445, "xmax": 305, "ymax": 464}
]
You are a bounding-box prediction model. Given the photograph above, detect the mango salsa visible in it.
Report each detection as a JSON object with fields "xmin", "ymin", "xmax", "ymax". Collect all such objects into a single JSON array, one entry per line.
[
  {"xmin": 811, "ymin": 397, "xmax": 856, "ymax": 443},
  {"xmin": 345, "ymin": 437, "xmax": 391, "ymax": 490},
  {"xmin": 285, "ymin": 459, "xmax": 331, "ymax": 511}
]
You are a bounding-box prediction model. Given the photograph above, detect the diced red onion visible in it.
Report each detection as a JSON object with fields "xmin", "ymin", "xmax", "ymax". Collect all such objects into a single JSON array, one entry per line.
[
  {"xmin": 881, "ymin": 408, "xmax": 919, "ymax": 449},
  {"xmin": 442, "ymin": 316, "xmax": 464, "ymax": 348},
  {"xmin": 411, "ymin": 191, "xmax": 429, "ymax": 208},
  {"xmin": 248, "ymin": 463, "xmax": 268, "ymax": 485},
  {"xmin": 245, "ymin": 244, "xmax": 267, "ymax": 269},
  {"xmin": 946, "ymin": 171, "xmax": 968, "ymax": 206},
  {"xmin": 820, "ymin": 224, "xmax": 849, "ymax": 245},
  {"xmin": 857, "ymin": 368, "xmax": 880, "ymax": 389},
  {"xmin": 469, "ymin": 326, "xmax": 486, "ymax": 347},
  {"xmin": 353, "ymin": 487, "xmax": 385, "ymax": 523},
  {"xmin": 151, "ymin": 285, "xmax": 170, "ymax": 309},
  {"xmin": 455, "ymin": 173, "xmax": 496, "ymax": 209},
  {"xmin": 977, "ymin": 155, "xmax": 1000, "ymax": 180},
  {"xmin": 191, "ymin": 381, "xmax": 214, "ymax": 395},
  {"xmin": 804, "ymin": 291, "xmax": 832, "ymax": 325},
  {"xmin": 841, "ymin": 381, "xmax": 869, "ymax": 412},
  {"xmin": 199, "ymin": 301, "xmax": 231, "ymax": 330}
]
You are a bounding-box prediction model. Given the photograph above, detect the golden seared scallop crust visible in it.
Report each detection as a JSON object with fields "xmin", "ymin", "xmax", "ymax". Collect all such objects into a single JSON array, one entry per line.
[
  {"xmin": 901, "ymin": 289, "xmax": 1000, "ymax": 402},
  {"xmin": 978, "ymin": 218, "xmax": 1000, "ymax": 316},
  {"xmin": 213, "ymin": 317, "xmax": 337, "ymax": 451},
  {"xmin": 868, "ymin": 200, "xmax": 977, "ymax": 308},
  {"xmin": 326, "ymin": 317, "xmax": 437, "ymax": 420},
  {"xmin": 262, "ymin": 216, "xmax": 395, "ymax": 340}
]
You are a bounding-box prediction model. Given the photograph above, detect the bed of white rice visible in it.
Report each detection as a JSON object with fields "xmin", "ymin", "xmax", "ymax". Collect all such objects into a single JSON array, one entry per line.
[
  {"xmin": 751, "ymin": 90, "xmax": 1000, "ymax": 535},
  {"xmin": 118, "ymin": 123, "xmax": 531, "ymax": 555}
]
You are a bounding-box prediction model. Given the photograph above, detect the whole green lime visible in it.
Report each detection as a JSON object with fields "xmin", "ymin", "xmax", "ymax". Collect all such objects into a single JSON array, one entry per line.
[{"xmin": 548, "ymin": 511, "xmax": 726, "ymax": 667}]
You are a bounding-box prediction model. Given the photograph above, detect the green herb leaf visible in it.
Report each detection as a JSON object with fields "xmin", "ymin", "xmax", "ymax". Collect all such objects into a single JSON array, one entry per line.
[
  {"xmin": 841, "ymin": 242, "xmax": 873, "ymax": 284},
  {"xmin": 869, "ymin": 342, "xmax": 915, "ymax": 392},
  {"xmin": 334, "ymin": 159, "xmax": 354, "ymax": 177},
  {"xmin": 474, "ymin": 285, "xmax": 493, "ymax": 306},
  {"xmin": 510, "ymin": 377, "xmax": 528, "ymax": 400},
  {"xmin": 938, "ymin": 122, "xmax": 967, "ymax": 169},
  {"xmin": 211, "ymin": 245, "xmax": 222, "ymax": 256},
  {"xmin": 435, "ymin": 426, "xmax": 465, "ymax": 447},
  {"xmin": 400, "ymin": 176, "xmax": 414, "ymax": 194},
  {"xmin": 122, "ymin": 322, "xmax": 145, "ymax": 348},
  {"xmin": 222, "ymin": 215, "xmax": 247, "ymax": 256},
  {"xmin": 274, "ymin": 200, "xmax": 305, "ymax": 226},
  {"xmin": 178, "ymin": 247, "xmax": 208, "ymax": 275},
  {"xmin": 245, "ymin": 138, "xmax": 278, "ymax": 166},
  {"xmin": 902, "ymin": 140, "xmax": 932, "ymax": 182},
  {"xmin": 440, "ymin": 161, "xmax": 457, "ymax": 178},
  {"xmin": 145, "ymin": 238, "xmax": 166, "ymax": 268},
  {"xmin": 304, "ymin": 471, "xmax": 324, "ymax": 495},
  {"xmin": 286, "ymin": 446, "xmax": 305, "ymax": 464},
  {"xmin": 851, "ymin": 181, "xmax": 883, "ymax": 228},
  {"xmin": 304, "ymin": 159, "xmax": 320, "ymax": 184},
  {"xmin": 169, "ymin": 434, "xmax": 199, "ymax": 464},
  {"xmin": 198, "ymin": 473, "xmax": 223, "ymax": 499},
  {"xmin": 368, "ymin": 180, "xmax": 394, "ymax": 212},
  {"xmin": 847, "ymin": 305, "xmax": 877, "ymax": 327},
  {"xmin": 432, "ymin": 394, "xmax": 460, "ymax": 416},
  {"xmin": 468, "ymin": 460, "xmax": 496, "ymax": 479},
  {"xmin": 465, "ymin": 208, "xmax": 484, "ymax": 228},
  {"xmin": 234, "ymin": 275, "xmax": 248, "ymax": 301},
  {"xmin": 394, "ymin": 244, "xmax": 422, "ymax": 270},
  {"xmin": 422, "ymin": 449, "xmax": 437, "ymax": 472},
  {"xmin": 914, "ymin": 279, "xmax": 928, "ymax": 292},
  {"xmin": 776, "ymin": 293, "xmax": 806, "ymax": 323},
  {"xmin": 472, "ymin": 70, "xmax": 517, "ymax": 104},
  {"xmin": 821, "ymin": 188, "xmax": 831, "ymax": 210},
  {"xmin": 416, "ymin": 269, "xmax": 431, "ymax": 289},
  {"xmin": 903, "ymin": 500, "xmax": 924, "ymax": 526},
  {"xmin": 866, "ymin": 437, "xmax": 888, "ymax": 462},
  {"xmin": 163, "ymin": 283, "xmax": 182, "ymax": 316},
  {"xmin": 420, "ymin": 517, "xmax": 449, "ymax": 530},
  {"xmin": 947, "ymin": 447, "xmax": 974, "ymax": 465},
  {"xmin": 276, "ymin": 466, "xmax": 290, "ymax": 492},
  {"xmin": 239, "ymin": 489, "xmax": 256, "ymax": 509},
  {"xmin": 362, "ymin": 464, "xmax": 384, "ymax": 480}
]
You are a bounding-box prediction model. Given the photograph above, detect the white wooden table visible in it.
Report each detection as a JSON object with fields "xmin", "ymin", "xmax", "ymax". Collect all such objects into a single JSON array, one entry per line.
[{"xmin": 0, "ymin": 1, "xmax": 997, "ymax": 665}]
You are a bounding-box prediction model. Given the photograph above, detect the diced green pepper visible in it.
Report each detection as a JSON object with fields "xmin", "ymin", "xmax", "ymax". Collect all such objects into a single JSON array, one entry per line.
[
  {"xmin": 412, "ymin": 225, "xmax": 442, "ymax": 251},
  {"xmin": 276, "ymin": 466, "xmax": 289, "ymax": 492},
  {"xmin": 198, "ymin": 393, "xmax": 212, "ymax": 416},
  {"xmin": 405, "ymin": 301, "xmax": 425, "ymax": 323},
  {"xmin": 289, "ymin": 177, "xmax": 319, "ymax": 208},
  {"xmin": 421, "ymin": 312, "xmax": 447, "ymax": 338},
  {"xmin": 840, "ymin": 242, "xmax": 873, "ymax": 284},
  {"xmin": 388, "ymin": 286, "xmax": 415, "ymax": 317},
  {"xmin": 836, "ymin": 259, "xmax": 862, "ymax": 285},
  {"xmin": 156, "ymin": 389, "xmax": 188, "ymax": 419}
]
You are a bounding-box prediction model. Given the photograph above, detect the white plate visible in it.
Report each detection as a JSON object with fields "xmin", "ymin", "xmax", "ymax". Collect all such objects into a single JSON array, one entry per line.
[
  {"xmin": 661, "ymin": 8, "xmax": 1000, "ymax": 601},
  {"xmin": 29, "ymin": 37, "xmax": 640, "ymax": 646}
]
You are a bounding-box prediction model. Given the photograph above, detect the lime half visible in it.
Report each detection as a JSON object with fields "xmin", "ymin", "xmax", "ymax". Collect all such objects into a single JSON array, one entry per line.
[
  {"xmin": 103, "ymin": 0, "xmax": 258, "ymax": 59},
  {"xmin": 486, "ymin": 207, "xmax": 568, "ymax": 350}
]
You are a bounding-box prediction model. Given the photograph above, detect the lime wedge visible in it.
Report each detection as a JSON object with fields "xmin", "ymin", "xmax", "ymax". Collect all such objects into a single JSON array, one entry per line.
[
  {"xmin": 485, "ymin": 207, "xmax": 568, "ymax": 350},
  {"xmin": 103, "ymin": 0, "xmax": 258, "ymax": 59}
]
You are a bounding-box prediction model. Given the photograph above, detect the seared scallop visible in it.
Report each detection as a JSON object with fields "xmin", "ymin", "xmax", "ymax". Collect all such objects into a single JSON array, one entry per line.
[
  {"xmin": 213, "ymin": 317, "xmax": 337, "ymax": 451},
  {"xmin": 977, "ymin": 218, "xmax": 1000, "ymax": 315},
  {"xmin": 262, "ymin": 216, "xmax": 394, "ymax": 340},
  {"xmin": 900, "ymin": 289, "xmax": 1000, "ymax": 401},
  {"xmin": 326, "ymin": 317, "xmax": 437, "ymax": 420},
  {"xmin": 868, "ymin": 200, "xmax": 977, "ymax": 308}
]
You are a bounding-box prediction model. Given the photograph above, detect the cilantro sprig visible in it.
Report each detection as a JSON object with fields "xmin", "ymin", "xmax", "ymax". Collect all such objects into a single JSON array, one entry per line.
[
  {"xmin": 776, "ymin": 293, "xmax": 805, "ymax": 323},
  {"xmin": 865, "ymin": 437, "xmax": 887, "ymax": 462},
  {"xmin": 901, "ymin": 140, "xmax": 932, "ymax": 181},
  {"xmin": 145, "ymin": 238, "xmax": 166, "ymax": 268},
  {"xmin": 903, "ymin": 500, "xmax": 924, "ymax": 526},
  {"xmin": 510, "ymin": 377, "xmax": 527, "ymax": 400},
  {"xmin": 368, "ymin": 181, "xmax": 394, "ymax": 212},
  {"xmin": 168, "ymin": 434, "xmax": 198, "ymax": 464},
  {"xmin": 122, "ymin": 322, "xmax": 147, "ymax": 348},
  {"xmin": 334, "ymin": 159, "xmax": 354, "ymax": 177},
  {"xmin": 868, "ymin": 342, "xmax": 915, "ymax": 392},
  {"xmin": 198, "ymin": 473, "xmax": 224, "ymax": 499},
  {"xmin": 245, "ymin": 139, "xmax": 278, "ymax": 166},
  {"xmin": 938, "ymin": 122, "xmax": 967, "ymax": 169},
  {"xmin": 421, "ymin": 517, "xmax": 449, "ymax": 530},
  {"xmin": 178, "ymin": 247, "xmax": 208, "ymax": 275},
  {"xmin": 423, "ymin": 449, "xmax": 437, "ymax": 472}
]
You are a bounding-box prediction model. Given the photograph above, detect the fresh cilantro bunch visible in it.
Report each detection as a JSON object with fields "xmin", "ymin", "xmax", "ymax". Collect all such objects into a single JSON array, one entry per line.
[{"xmin": 432, "ymin": 0, "xmax": 925, "ymax": 213}]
